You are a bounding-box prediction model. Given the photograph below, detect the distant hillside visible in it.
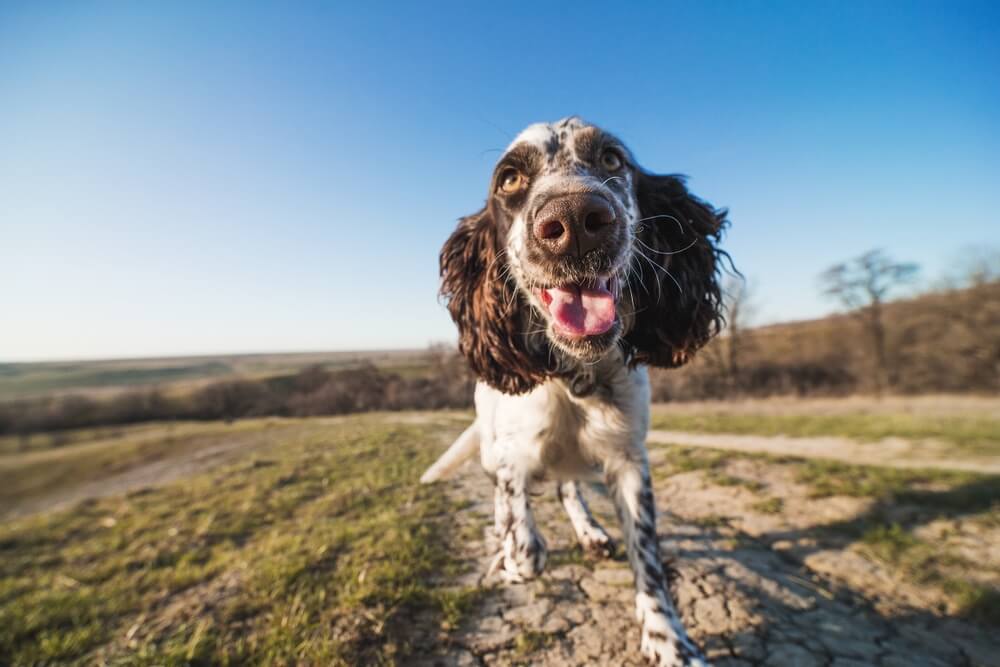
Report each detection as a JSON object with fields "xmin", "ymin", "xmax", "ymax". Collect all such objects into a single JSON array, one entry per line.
[
  {"xmin": 651, "ymin": 280, "xmax": 1000, "ymax": 399},
  {"xmin": 0, "ymin": 349, "xmax": 428, "ymax": 402},
  {"xmin": 2, "ymin": 281, "xmax": 996, "ymax": 434}
]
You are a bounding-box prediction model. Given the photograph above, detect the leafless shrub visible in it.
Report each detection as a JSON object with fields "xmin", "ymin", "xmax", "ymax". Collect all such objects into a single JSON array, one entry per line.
[{"xmin": 819, "ymin": 249, "xmax": 919, "ymax": 396}]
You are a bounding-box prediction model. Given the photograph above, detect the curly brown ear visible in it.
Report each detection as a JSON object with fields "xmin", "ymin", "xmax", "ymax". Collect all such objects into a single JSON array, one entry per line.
[
  {"xmin": 625, "ymin": 172, "xmax": 729, "ymax": 367},
  {"xmin": 440, "ymin": 209, "xmax": 550, "ymax": 394}
]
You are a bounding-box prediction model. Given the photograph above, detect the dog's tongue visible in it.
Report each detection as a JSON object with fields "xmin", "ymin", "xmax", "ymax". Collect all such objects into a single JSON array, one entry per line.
[{"xmin": 542, "ymin": 283, "xmax": 616, "ymax": 337}]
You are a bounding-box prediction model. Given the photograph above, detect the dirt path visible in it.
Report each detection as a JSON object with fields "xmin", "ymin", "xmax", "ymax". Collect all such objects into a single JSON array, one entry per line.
[
  {"xmin": 425, "ymin": 456, "xmax": 998, "ymax": 666},
  {"xmin": 1, "ymin": 434, "xmax": 277, "ymax": 522},
  {"xmin": 647, "ymin": 430, "xmax": 1000, "ymax": 474}
]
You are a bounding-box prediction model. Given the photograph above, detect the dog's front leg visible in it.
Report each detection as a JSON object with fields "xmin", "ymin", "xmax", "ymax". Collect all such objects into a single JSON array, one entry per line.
[
  {"xmin": 489, "ymin": 465, "xmax": 547, "ymax": 583},
  {"xmin": 607, "ymin": 460, "xmax": 709, "ymax": 667},
  {"xmin": 558, "ymin": 480, "xmax": 615, "ymax": 557}
]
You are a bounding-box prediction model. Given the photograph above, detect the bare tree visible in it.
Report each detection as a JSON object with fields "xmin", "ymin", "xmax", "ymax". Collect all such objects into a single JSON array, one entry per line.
[
  {"xmin": 700, "ymin": 276, "xmax": 756, "ymax": 395},
  {"xmin": 820, "ymin": 249, "xmax": 919, "ymax": 396},
  {"xmin": 724, "ymin": 277, "xmax": 756, "ymax": 386}
]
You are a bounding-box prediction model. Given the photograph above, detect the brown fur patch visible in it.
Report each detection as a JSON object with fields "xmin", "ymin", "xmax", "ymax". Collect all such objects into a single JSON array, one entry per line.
[
  {"xmin": 624, "ymin": 172, "xmax": 729, "ymax": 368},
  {"xmin": 439, "ymin": 209, "xmax": 554, "ymax": 394}
]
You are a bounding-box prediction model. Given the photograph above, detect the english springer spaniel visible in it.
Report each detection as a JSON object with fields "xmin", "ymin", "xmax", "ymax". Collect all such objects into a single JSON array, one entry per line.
[{"xmin": 422, "ymin": 117, "xmax": 729, "ymax": 667}]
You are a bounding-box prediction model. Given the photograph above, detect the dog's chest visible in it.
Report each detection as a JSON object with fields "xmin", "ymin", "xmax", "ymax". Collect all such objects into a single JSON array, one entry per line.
[
  {"xmin": 476, "ymin": 364, "xmax": 650, "ymax": 478},
  {"xmin": 541, "ymin": 377, "xmax": 639, "ymax": 470}
]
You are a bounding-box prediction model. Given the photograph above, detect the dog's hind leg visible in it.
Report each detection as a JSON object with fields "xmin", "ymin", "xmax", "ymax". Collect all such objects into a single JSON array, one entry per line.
[
  {"xmin": 607, "ymin": 459, "xmax": 709, "ymax": 667},
  {"xmin": 557, "ymin": 480, "xmax": 615, "ymax": 558}
]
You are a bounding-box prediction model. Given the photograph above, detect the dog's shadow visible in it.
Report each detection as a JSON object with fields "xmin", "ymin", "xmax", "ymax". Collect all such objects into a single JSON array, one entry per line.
[
  {"xmin": 448, "ymin": 476, "xmax": 997, "ymax": 666},
  {"xmin": 651, "ymin": 476, "xmax": 1000, "ymax": 666}
]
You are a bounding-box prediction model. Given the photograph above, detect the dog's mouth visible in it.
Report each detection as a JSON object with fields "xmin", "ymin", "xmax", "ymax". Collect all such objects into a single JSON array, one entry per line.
[{"xmin": 533, "ymin": 276, "xmax": 618, "ymax": 339}]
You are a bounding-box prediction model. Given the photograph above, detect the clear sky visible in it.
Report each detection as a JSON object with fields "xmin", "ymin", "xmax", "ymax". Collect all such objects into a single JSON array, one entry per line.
[{"xmin": 2, "ymin": 1, "xmax": 998, "ymax": 362}]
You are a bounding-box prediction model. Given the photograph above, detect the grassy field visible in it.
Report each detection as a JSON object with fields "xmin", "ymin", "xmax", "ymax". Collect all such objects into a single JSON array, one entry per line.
[
  {"xmin": 651, "ymin": 395, "xmax": 1000, "ymax": 456},
  {"xmin": 0, "ymin": 414, "xmax": 475, "ymax": 665},
  {"xmin": 2, "ymin": 403, "xmax": 998, "ymax": 664},
  {"xmin": 0, "ymin": 350, "xmax": 429, "ymax": 402}
]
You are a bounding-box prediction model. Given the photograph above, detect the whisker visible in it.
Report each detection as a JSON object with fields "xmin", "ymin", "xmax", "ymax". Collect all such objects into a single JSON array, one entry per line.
[
  {"xmin": 633, "ymin": 248, "xmax": 660, "ymax": 304},
  {"xmin": 486, "ymin": 247, "xmax": 508, "ymax": 275},
  {"xmin": 476, "ymin": 115, "xmax": 513, "ymax": 142},
  {"xmin": 625, "ymin": 266, "xmax": 638, "ymax": 306},
  {"xmin": 635, "ymin": 236, "xmax": 699, "ymax": 256},
  {"xmin": 601, "ymin": 175, "xmax": 625, "ymax": 187},
  {"xmin": 633, "ymin": 245, "xmax": 678, "ymax": 302},
  {"xmin": 635, "ymin": 214, "xmax": 685, "ymax": 235}
]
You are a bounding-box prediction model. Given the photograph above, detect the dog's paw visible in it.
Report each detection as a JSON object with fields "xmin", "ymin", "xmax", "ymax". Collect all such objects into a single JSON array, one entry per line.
[
  {"xmin": 487, "ymin": 534, "xmax": 547, "ymax": 583},
  {"xmin": 580, "ymin": 530, "xmax": 616, "ymax": 559}
]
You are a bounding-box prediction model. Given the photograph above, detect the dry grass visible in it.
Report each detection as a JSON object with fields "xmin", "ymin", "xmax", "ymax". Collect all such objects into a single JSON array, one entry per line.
[
  {"xmin": 0, "ymin": 415, "xmax": 475, "ymax": 665},
  {"xmin": 651, "ymin": 395, "xmax": 1000, "ymax": 456},
  {"xmin": 653, "ymin": 394, "xmax": 1000, "ymax": 418}
]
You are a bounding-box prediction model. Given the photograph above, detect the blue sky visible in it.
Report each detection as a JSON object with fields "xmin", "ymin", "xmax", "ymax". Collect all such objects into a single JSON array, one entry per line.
[{"xmin": 1, "ymin": 1, "xmax": 998, "ymax": 361}]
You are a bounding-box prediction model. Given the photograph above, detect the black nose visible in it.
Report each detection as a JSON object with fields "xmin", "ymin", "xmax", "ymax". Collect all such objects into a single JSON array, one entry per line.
[{"xmin": 532, "ymin": 193, "xmax": 616, "ymax": 257}]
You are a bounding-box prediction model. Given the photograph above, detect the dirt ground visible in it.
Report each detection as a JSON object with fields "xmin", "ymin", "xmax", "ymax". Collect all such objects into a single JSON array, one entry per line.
[{"xmin": 425, "ymin": 453, "xmax": 999, "ymax": 667}]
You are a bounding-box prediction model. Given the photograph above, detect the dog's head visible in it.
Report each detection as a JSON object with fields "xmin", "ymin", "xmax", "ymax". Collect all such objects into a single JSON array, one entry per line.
[{"xmin": 441, "ymin": 117, "xmax": 729, "ymax": 394}]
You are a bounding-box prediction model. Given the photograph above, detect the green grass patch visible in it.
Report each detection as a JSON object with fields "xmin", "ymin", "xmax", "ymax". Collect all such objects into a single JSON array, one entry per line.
[
  {"xmin": 750, "ymin": 497, "xmax": 784, "ymax": 514},
  {"xmin": 791, "ymin": 458, "xmax": 1000, "ymax": 513},
  {"xmin": 859, "ymin": 523, "xmax": 1000, "ymax": 627},
  {"xmin": 655, "ymin": 444, "xmax": 769, "ymax": 494},
  {"xmin": 655, "ymin": 446, "xmax": 731, "ymax": 474},
  {"xmin": 650, "ymin": 411, "xmax": 1000, "ymax": 456},
  {"xmin": 546, "ymin": 547, "xmax": 590, "ymax": 569},
  {"xmin": 514, "ymin": 629, "xmax": 554, "ymax": 656},
  {"xmin": 690, "ymin": 514, "xmax": 730, "ymax": 529},
  {"xmin": 706, "ymin": 470, "xmax": 766, "ymax": 493},
  {"xmin": 0, "ymin": 415, "xmax": 470, "ymax": 665}
]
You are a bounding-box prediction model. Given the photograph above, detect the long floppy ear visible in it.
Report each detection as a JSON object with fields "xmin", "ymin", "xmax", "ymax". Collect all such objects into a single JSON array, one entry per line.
[
  {"xmin": 625, "ymin": 172, "xmax": 729, "ymax": 367},
  {"xmin": 440, "ymin": 209, "xmax": 550, "ymax": 394}
]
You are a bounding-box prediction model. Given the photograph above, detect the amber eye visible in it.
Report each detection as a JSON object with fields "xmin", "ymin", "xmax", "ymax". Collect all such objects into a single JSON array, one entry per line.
[
  {"xmin": 499, "ymin": 168, "xmax": 526, "ymax": 194},
  {"xmin": 601, "ymin": 149, "xmax": 623, "ymax": 171}
]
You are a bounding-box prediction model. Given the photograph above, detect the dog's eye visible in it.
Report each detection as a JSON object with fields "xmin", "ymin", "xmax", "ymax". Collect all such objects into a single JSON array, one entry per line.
[
  {"xmin": 601, "ymin": 149, "xmax": 623, "ymax": 171},
  {"xmin": 499, "ymin": 168, "xmax": 526, "ymax": 194}
]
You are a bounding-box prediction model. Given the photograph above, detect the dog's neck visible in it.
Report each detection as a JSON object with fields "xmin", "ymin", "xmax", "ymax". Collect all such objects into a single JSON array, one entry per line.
[{"xmin": 557, "ymin": 346, "xmax": 629, "ymax": 398}]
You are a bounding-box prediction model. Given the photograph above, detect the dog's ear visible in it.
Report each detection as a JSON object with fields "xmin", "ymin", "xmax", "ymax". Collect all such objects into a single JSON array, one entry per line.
[
  {"xmin": 624, "ymin": 172, "xmax": 729, "ymax": 367},
  {"xmin": 440, "ymin": 208, "xmax": 550, "ymax": 394}
]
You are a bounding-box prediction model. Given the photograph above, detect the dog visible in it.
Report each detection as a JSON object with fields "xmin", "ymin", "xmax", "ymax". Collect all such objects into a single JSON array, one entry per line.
[{"xmin": 421, "ymin": 117, "xmax": 729, "ymax": 667}]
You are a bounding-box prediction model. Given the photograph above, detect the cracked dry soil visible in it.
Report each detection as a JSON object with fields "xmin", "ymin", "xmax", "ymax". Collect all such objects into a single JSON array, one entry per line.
[{"xmin": 415, "ymin": 454, "xmax": 998, "ymax": 667}]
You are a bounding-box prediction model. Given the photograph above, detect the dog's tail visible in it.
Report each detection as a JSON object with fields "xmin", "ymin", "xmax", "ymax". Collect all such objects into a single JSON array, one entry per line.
[{"xmin": 420, "ymin": 422, "xmax": 480, "ymax": 484}]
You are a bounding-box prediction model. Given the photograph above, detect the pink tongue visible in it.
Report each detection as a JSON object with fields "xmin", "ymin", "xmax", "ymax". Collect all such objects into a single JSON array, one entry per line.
[{"xmin": 544, "ymin": 284, "xmax": 616, "ymax": 337}]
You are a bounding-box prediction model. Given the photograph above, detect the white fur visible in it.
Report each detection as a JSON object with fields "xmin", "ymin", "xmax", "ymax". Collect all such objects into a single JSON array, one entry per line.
[
  {"xmin": 507, "ymin": 121, "xmax": 555, "ymax": 152},
  {"xmin": 475, "ymin": 350, "xmax": 649, "ymax": 481}
]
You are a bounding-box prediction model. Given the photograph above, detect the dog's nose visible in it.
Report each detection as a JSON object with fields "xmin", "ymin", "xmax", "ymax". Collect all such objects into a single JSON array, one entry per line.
[{"xmin": 532, "ymin": 193, "xmax": 616, "ymax": 257}]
